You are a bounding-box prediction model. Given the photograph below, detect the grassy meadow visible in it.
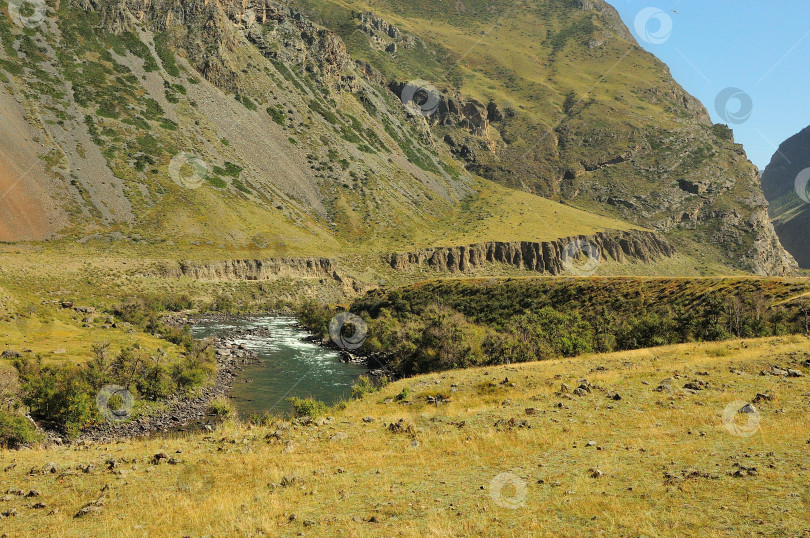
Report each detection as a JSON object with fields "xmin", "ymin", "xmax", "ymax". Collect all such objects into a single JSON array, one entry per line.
[{"xmin": 1, "ymin": 335, "xmax": 808, "ymax": 535}]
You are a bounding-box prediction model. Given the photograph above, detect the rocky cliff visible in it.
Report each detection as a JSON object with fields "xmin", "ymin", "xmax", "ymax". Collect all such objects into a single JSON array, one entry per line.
[
  {"xmin": 760, "ymin": 125, "xmax": 810, "ymax": 269},
  {"xmin": 167, "ymin": 257, "xmax": 356, "ymax": 286},
  {"xmin": 388, "ymin": 230, "xmax": 675, "ymax": 275}
]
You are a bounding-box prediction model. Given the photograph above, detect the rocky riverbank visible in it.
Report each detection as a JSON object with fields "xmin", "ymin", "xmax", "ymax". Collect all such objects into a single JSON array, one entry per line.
[
  {"xmin": 298, "ymin": 331, "xmax": 393, "ymax": 379},
  {"xmin": 77, "ymin": 330, "xmax": 264, "ymax": 443}
]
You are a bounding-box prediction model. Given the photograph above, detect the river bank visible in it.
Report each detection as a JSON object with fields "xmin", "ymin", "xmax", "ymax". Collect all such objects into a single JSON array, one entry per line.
[{"xmin": 76, "ymin": 327, "xmax": 265, "ymax": 443}]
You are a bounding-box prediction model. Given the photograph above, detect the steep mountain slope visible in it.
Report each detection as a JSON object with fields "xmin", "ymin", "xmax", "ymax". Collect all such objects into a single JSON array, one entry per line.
[
  {"xmin": 292, "ymin": 0, "xmax": 796, "ymax": 275},
  {"xmin": 0, "ymin": 0, "xmax": 796, "ymax": 274},
  {"xmin": 760, "ymin": 125, "xmax": 810, "ymax": 269}
]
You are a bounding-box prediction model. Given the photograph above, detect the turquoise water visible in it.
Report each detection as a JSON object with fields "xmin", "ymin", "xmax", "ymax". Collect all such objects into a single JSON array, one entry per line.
[{"xmin": 190, "ymin": 316, "xmax": 368, "ymax": 417}]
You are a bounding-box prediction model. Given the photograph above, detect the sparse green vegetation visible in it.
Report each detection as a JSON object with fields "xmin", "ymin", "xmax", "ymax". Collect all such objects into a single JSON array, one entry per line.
[
  {"xmin": 266, "ymin": 105, "xmax": 286, "ymax": 125},
  {"xmin": 154, "ymin": 32, "xmax": 180, "ymax": 77},
  {"xmin": 286, "ymin": 396, "xmax": 327, "ymax": 418}
]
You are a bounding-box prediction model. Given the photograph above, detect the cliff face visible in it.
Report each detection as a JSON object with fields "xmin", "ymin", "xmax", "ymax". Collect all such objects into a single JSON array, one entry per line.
[
  {"xmin": 388, "ymin": 230, "xmax": 675, "ymax": 275},
  {"xmin": 760, "ymin": 126, "xmax": 810, "ymax": 269},
  {"xmin": 168, "ymin": 257, "xmax": 353, "ymax": 284}
]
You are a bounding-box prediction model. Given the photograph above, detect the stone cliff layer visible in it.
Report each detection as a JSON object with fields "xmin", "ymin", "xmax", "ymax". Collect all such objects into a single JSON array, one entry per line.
[{"xmin": 387, "ymin": 230, "xmax": 675, "ymax": 275}]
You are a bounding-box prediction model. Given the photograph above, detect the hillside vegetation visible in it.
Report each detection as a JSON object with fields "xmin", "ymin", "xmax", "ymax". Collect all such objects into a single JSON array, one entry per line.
[{"xmin": 299, "ymin": 277, "xmax": 810, "ymax": 375}]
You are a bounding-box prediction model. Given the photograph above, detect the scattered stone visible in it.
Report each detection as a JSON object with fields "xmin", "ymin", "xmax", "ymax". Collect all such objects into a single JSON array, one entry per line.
[
  {"xmin": 362, "ymin": 416, "xmax": 375, "ymax": 423},
  {"xmin": 387, "ymin": 419, "xmax": 416, "ymax": 436},
  {"xmin": 282, "ymin": 441, "xmax": 296, "ymax": 454},
  {"xmin": 787, "ymin": 369, "xmax": 803, "ymax": 378},
  {"xmin": 31, "ymin": 502, "xmax": 47, "ymax": 509},
  {"xmin": 60, "ymin": 301, "xmax": 74, "ymax": 309},
  {"xmin": 524, "ymin": 408, "xmax": 538, "ymax": 416},
  {"xmin": 654, "ymin": 378, "xmax": 673, "ymax": 392},
  {"xmin": 576, "ymin": 381, "xmax": 592, "ymax": 393},
  {"xmin": 683, "ymin": 380, "xmax": 709, "ymax": 391},
  {"xmin": 752, "ymin": 393, "xmax": 773, "ymax": 403},
  {"xmin": 329, "ymin": 432, "xmax": 349, "ymax": 442},
  {"xmin": 151, "ymin": 453, "xmax": 168, "ymax": 465},
  {"xmin": 663, "ymin": 469, "xmax": 718, "ymax": 485},
  {"xmin": 494, "ymin": 418, "xmax": 530, "ymax": 431},
  {"xmin": 606, "ymin": 392, "xmax": 622, "ymax": 401},
  {"xmin": 25, "ymin": 490, "xmax": 41, "ymax": 498},
  {"xmin": 2, "ymin": 508, "xmax": 18, "ymax": 517},
  {"xmin": 739, "ymin": 403, "xmax": 758, "ymax": 414},
  {"xmin": 730, "ymin": 465, "xmax": 758, "ymax": 478},
  {"xmin": 761, "ymin": 366, "xmax": 789, "ymax": 377},
  {"xmin": 586, "ymin": 441, "xmax": 597, "ymax": 447},
  {"xmin": 560, "ymin": 383, "xmax": 571, "ymax": 393},
  {"xmin": 280, "ymin": 475, "xmax": 297, "ymax": 487},
  {"xmin": 74, "ymin": 498, "xmax": 105, "ymax": 518},
  {"xmin": 589, "ymin": 468, "xmax": 603, "ymax": 478},
  {"xmin": 1, "ymin": 350, "xmax": 21, "ymax": 358}
]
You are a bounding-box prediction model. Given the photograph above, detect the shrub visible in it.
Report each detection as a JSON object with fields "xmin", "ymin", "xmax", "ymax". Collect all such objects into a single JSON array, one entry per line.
[
  {"xmin": 350, "ymin": 375, "xmax": 389, "ymax": 399},
  {"xmin": 266, "ymin": 105, "xmax": 286, "ymax": 126},
  {"xmin": 287, "ymin": 396, "xmax": 327, "ymax": 418},
  {"xmin": 14, "ymin": 359, "xmax": 100, "ymax": 439},
  {"xmin": 207, "ymin": 396, "xmax": 234, "ymax": 418},
  {"xmin": 0, "ymin": 411, "xmax": 40, "ymax": 448}
]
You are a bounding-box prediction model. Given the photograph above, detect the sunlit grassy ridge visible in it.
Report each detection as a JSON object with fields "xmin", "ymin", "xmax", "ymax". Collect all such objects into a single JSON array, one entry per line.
[{"xmin": 1, "ymin": 335, "xmax": 808, "ymax": 535}]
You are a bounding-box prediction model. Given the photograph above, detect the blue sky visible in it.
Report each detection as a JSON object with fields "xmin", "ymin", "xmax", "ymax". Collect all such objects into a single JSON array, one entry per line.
[{"xmin": 610, "ymin": 1, "xmax": 810, "ymax": 169}]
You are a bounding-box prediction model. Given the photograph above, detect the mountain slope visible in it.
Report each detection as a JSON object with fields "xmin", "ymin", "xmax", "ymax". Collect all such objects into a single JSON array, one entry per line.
[
  {"xmin": 760, "ymin": 125, "xmax": 810, "ymax": 269},
  {"xmin": 292, "ymin": 0, "xmax": 797, "ymax": 275},
  {"xmin": 0, "ymin": 0, "xmax": 796, "ymax": 274}
]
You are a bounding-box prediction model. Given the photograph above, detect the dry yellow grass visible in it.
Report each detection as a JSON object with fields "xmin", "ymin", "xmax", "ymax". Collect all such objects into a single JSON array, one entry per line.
[{"xmin": 1, "ymin": 336, "xmax": 809, "ymax": 536}]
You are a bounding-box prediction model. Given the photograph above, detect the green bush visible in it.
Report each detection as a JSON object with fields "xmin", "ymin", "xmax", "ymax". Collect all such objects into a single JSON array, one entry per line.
[
  {"xmin": 0, "ymin": 411, "xmax": 40, "ymax": 448},
  {"xmin": 287, "ymin": 397, "xmax": 327, "ymax": 418},
  {"xmin": 13, "ymin": 338, "xmax": 215, "ymax": 437},
  {"xmin": 207, "ymin": 396, "xmax": 233, "ymax": 418},
  {"xmin": 14, "ymin": 359, "xmax": 100, "ymax": 438},
  {"xmin": 351, "ymin": 375, "xmax": 389, "ymax": 399},
  {"xmin": 266, "ymin": 105, "xmax": 286, "ymax": 126}
]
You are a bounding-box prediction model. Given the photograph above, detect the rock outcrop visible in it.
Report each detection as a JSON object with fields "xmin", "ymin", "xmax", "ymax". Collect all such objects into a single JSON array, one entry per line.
[
  {"xmin": 167, "ymin": 257, "xmax": 358, "ymax": 288},
  {"xmin": 388, "ymin": 230, "xmax": 675, "ymax": 274},
  {"xmin": 760, "ymin": 125, "xmax": 810, "ymax": 269}
]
